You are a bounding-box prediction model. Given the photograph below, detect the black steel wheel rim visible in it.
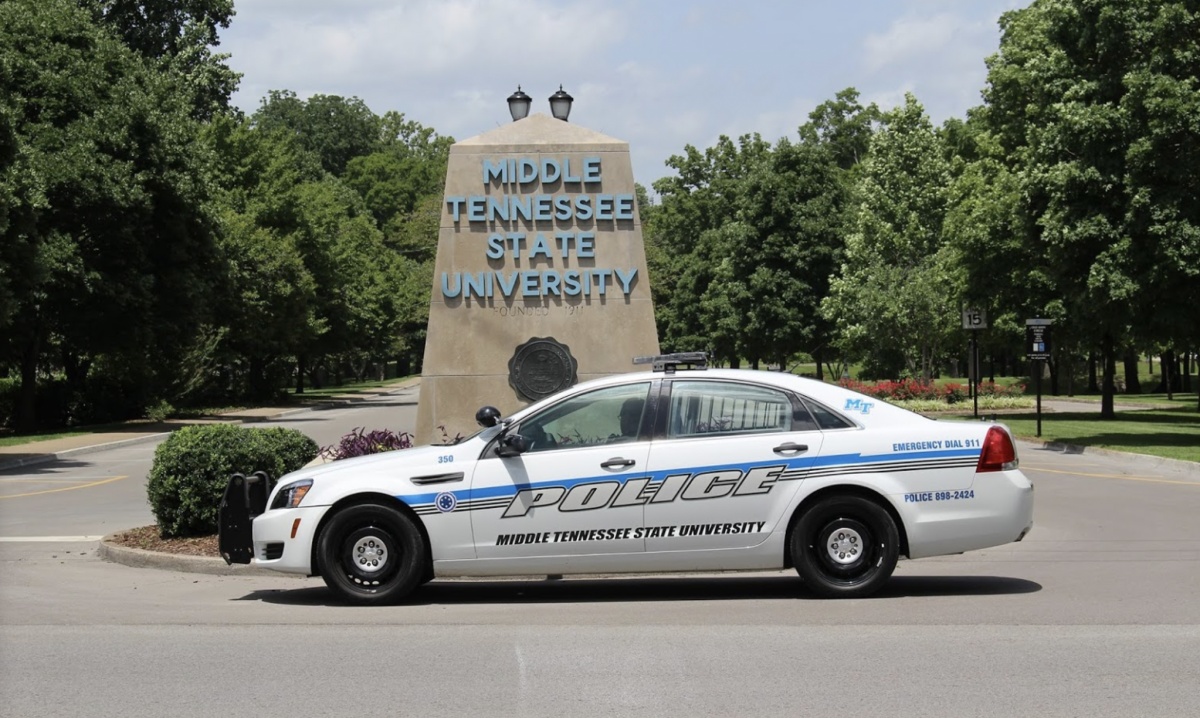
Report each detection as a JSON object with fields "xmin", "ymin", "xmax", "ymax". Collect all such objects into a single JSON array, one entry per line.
[
  {"xmin": 812, "ymin": 517, "xmax": 877, "ymax": 582},
  {"xmin": 339, "ymin": 525, "xmax": 401, "ymax": 589}
]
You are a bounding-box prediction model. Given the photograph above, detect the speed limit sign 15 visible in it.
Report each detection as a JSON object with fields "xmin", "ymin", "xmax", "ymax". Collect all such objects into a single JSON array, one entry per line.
[{"xmin": 961, "ymin": 308, "xmax": 987, "ymax": 330}]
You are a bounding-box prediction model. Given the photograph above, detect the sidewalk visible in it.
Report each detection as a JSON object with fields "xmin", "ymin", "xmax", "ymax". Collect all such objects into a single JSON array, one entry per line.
[{"xmin": 0, "ymin": 377, "xmax": 421, "ymax": 472}]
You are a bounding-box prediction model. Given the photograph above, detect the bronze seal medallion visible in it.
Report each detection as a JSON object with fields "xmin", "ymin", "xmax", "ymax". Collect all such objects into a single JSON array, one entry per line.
[{"xmin": 508, "ymin": 337, "xmax": 578, "ymax": 402}]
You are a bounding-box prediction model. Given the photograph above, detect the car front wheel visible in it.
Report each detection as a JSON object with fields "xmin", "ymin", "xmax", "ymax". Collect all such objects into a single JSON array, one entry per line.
[
  {"xmin": 791, "ymin": 495, "xmax": 899, "ymax": 598},
  {"xmin": 317, "ymin": 503, "xmax": 426, "ymax": 605}
]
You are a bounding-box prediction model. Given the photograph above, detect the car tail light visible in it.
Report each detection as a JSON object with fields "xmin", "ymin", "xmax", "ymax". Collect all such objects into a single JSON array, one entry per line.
[{"xmin": 977, "ymin": 426, "xmax": 1018, "ymax": 472}]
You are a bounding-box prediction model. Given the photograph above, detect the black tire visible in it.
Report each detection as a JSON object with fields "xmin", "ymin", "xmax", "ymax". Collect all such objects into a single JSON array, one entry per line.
[
  {"xmin": 791, "ymin": 495, "xmax": 899, "ymax": 598},
  {"xmin": 317, "ymin": 503, "xmax": 427, "ymax": 605}
]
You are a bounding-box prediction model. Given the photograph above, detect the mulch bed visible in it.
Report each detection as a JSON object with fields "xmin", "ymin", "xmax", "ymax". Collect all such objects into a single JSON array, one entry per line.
[{"xmin": 107, "ymin": 525, "xmax": 220, "ymax": 557}]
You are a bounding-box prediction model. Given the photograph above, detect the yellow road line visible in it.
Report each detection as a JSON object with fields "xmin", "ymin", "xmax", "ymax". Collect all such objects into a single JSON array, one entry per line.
[
  {"xmin": 0, "ymin": 478, "xmax": 115, "ymax": 484},
  {"xmin": 1026, "ymin": 466, "xmax": 1199, "ymax": 486},
  {"xmin": 0, "ymin": 475, "xmax": 128, "ymax": 499}
]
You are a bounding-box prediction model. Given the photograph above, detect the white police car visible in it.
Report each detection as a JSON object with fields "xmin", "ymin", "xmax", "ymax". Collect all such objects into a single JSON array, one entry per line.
[{"xmin": 219, "ymin": 354, "xmax": 1033, "ymax": 604}]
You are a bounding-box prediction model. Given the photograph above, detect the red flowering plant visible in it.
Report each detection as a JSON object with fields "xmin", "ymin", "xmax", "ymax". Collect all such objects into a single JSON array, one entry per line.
[{"xmin": 836, "ymin": 378, "xmax": 1025, "ymax": 406}]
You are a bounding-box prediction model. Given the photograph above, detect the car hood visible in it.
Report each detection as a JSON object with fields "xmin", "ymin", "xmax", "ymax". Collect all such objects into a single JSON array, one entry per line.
[{"xmin": 288, "ymin": 444, "xmax": 466, "ymax": 483}]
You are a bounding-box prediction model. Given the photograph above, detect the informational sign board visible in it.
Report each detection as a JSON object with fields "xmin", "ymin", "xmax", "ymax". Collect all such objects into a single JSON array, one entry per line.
[
  {"xmin": 962, "ymin": 307, "xmax": 987, "ymax": 330},
  {"xmin": 1025, "ymin": 318, "xmax": 1052, "ymax": 361}
]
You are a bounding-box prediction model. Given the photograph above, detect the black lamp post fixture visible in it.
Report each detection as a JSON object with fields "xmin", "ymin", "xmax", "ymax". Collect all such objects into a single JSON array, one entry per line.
[
  {"xmin": 507, "ymin": 85, "xmax": 532, "ymax": 121},
  {"xmin": 548, "ymin": 85, "xmax": 574, "ymax": 121}
]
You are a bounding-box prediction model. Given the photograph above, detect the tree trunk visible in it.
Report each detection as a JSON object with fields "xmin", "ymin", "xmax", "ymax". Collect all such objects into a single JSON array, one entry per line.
[
  {"xmin": 1164, "ymin": 349, "xmax": 1174, "ymax": 401},
  {"xmin": 1088, "ymin": 351, "xmax": 1099, "ymax": 393},
  {"xmin": 729, "ymin": 356, "xmax": 741, "ymax": 369},
  {"xmin": 1100, "ymin": 334, "xmax": 1116, "ymax": 419},
  {"xmin": 1123, "ymin": 348, "xmax": 1142, "ymax": 395},
  {"xmin": 397, "ymin": 354, "xmax": 411, "ymax": 377},
  {"xmin": 1049, "ymin": 355, "xmax": 1059, "ymax": 396},
  {"xmin": 814, "ymin": 346, "xmax": 824, "ymax": 382},
  {"xmin": 1184, "ymin": 350, "xmax": 1192, "ymax": 394},
  {"xmin": 62, "ymin": 350, "xmax": 92, "ymax": 395},
  {"xmin": 16, "ymin": 334, "xmax": 41, "ymax": 433},
  {"xmin": 295, "ymin": 355, "xmax": 305, "ymax": 394}
]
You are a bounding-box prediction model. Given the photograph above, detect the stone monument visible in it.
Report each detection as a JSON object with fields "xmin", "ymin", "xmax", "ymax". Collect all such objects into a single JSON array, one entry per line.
[{"xmin": 415, "ymin": 113, "xmax": 660, "ymax": 443}]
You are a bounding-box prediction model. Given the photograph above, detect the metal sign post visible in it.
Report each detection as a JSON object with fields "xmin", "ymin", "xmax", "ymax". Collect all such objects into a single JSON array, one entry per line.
[
  {"xmin": 962, "ymin": 308, "xmax": 987, "ymax": 418},
  {"xmin": 1025, "ymin": 319, "xmax": 1053, "ymax": 437}
]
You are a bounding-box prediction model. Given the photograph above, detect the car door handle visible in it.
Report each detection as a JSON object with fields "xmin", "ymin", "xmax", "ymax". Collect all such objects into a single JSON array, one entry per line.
[
  {"xmin": 601, "ymin": 457, "xmax": 636, "ymax": 469},
  {"xmin": 773, "ymin": 443, "xmax": 809, "ymax": 454}
]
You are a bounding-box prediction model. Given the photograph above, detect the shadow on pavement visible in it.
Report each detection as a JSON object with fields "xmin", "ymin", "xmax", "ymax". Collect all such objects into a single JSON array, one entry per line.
[
  {"xmin": 0, "ymin": 458, "xmax": 98, "ymax": 476},
  {"xmin": 235, "ymin": 573, "xmax": 1041, "ymax": 607}
]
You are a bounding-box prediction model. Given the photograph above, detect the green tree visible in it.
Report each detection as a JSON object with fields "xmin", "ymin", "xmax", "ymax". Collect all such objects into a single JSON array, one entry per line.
[
  {"xmin": 648, "ymin": 134, "xmax": 771, "ymax": 360},
  {"xmin": 732, "ymin": 138, "xmax": 850, "ymax": 371},
  {"xmin": 83, "ymin": 0, "xmax": 239, "ymax": 120},
  {"xmin": 1, "ymin": 0, "xmax": 221, "ymax": 430},
  {"xmin": 799, "ymin": 87, "xmax": 880, "ymax": 171},
  {"xmin": 824, "ymin": 94, "xmax": 959, "ymax": 382},
  {"xmin": 253, "ymin": 91, "xmax": 384, "ymax": 176},
  {"xmin": 980, "ymin": 0, "xmax": 1200, "ymax": 416}
]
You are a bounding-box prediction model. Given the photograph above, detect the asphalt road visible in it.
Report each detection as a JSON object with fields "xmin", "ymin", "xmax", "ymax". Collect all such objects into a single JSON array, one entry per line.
[
  {"xmin": 2, "ymin": 400, "xmax": 1199, "ymax": 717},
  {"xmin": 0, "ymin": 384, "xmax": 420, "ymax": 537}
]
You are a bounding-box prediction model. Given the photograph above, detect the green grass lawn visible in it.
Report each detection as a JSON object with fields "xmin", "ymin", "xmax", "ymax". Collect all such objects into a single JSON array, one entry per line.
[
  {"xmin": 951, "ymin": 407, "xmax": 1200, "ymax": 463},
  {"xmin": 0, "ymin": 429, "xmax": 95, "ymax": 448},
  {"xmin": 1039, "ymin": 392, "xmax": 1199, "ymax": 408},
  {"xmin": 286, "ymin": 375, "xmax": 416, "ymax": 399}
]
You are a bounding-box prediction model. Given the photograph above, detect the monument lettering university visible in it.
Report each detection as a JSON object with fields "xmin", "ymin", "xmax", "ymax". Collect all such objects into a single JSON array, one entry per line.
[
  {"xmin": 441, "ymin": 157, "xmax": 639, "ymax": 300},
  {"xmin": 416, "ymin": 114, "xmax": 659, "ymax": 443}
]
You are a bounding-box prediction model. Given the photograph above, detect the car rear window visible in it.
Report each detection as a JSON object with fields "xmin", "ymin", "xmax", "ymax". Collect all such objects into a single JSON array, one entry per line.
[{"xmin": 800, "ymin": 397, "xmax": 855, "ymax": 430}]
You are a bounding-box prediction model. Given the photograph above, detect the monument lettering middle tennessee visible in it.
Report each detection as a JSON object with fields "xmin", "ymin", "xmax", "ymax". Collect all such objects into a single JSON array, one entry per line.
[{"xmin": 440, "ymin": 156, "xmax": 639, "ymax": 299}]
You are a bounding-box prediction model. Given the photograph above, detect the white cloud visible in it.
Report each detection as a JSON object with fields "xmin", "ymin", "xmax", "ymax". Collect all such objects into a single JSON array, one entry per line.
[
  {"xmin": 864, "ymin": 82, "xmax": 917, "ymax": 113},
  {"xmin": 864, "ymin": 14, "xmax": 957, "ymax": 73},
  {"xmin": 219, "ymin": 0, "xmax": 1026, "ymax": 186},
  {"xmin": 227, "ymin": 0, "xmax": 625, "ymax": 93}
]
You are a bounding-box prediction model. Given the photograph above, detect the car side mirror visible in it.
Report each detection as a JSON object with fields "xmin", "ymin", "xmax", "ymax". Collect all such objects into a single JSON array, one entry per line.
[
  {"xmin": 494, "ymin": 433, "xmax": 528, "ymax": 457},
  {"xmin": 476, "ymin": 405, "xmax": 502, "ymax": 427}
]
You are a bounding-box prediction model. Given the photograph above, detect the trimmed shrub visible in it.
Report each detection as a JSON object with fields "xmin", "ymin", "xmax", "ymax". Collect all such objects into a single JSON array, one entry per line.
[{"xmin": 147, "ymin": 424, "xmax": 318, "ymax": 538}]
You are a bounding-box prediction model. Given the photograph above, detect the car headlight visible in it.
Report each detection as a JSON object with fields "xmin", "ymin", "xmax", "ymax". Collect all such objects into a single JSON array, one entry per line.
[{"xmin": 270, "ymin": 479, "xmax": 313, "ymax": 510}]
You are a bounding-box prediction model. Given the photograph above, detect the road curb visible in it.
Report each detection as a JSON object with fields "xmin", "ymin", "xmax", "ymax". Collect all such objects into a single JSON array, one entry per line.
[
  {"xmin": 97, "ymin": 535, "xmax": 305, "ymax": 578},
  {"xmin": 0, "ymin": 382, "xmax": 423, "ymax": 473},
  {"xmin": 0, "ymin": 432, "xmax": 174, "ymax": 472},
  {"xmin": 1017, "ymin": 438, "xmax": 1200, "ymax": 478}
]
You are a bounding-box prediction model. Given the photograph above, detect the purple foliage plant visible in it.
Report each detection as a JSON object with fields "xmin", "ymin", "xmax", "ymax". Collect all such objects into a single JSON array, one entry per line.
[{"xmin": 320, "ymin": 427, "xmax": 414, "ymax": 461}]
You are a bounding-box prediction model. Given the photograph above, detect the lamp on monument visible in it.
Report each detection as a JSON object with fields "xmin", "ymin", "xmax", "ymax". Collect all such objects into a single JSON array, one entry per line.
[
  {"xmin": 507, "ymin": 86, "xmax": 532, "ymax": 121},
  {"xmin": 549, "ymin": 85, "xmax": 574, "ymax": 121}
]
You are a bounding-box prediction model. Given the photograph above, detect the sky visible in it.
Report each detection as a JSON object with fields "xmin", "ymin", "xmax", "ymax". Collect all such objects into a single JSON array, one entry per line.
[{"xmin": 218, "ymin": 0, "xmax": 1030, "ymax": 189}]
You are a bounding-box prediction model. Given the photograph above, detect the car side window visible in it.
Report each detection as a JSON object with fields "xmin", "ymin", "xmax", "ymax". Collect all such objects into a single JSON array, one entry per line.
[
  {"xmin": 667, "ymin": 381, "xmax": 791, "ymax": 438},
  {"xmin": 518, "ymin": 382, "xmax": 652, "ymax": 453},
  {"xmin": 800, "ymin": 397, "xmax": 855, "ymax": 430}
]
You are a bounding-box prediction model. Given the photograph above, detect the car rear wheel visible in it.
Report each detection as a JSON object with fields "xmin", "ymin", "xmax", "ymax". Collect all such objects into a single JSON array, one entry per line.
[
  {"xmin": 317, "ymin": 503, "xmax": 426, "ymax": 605},
  {"xmin": 791, "ymin": 495, "xmax": 899, "ymax": 598}
]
